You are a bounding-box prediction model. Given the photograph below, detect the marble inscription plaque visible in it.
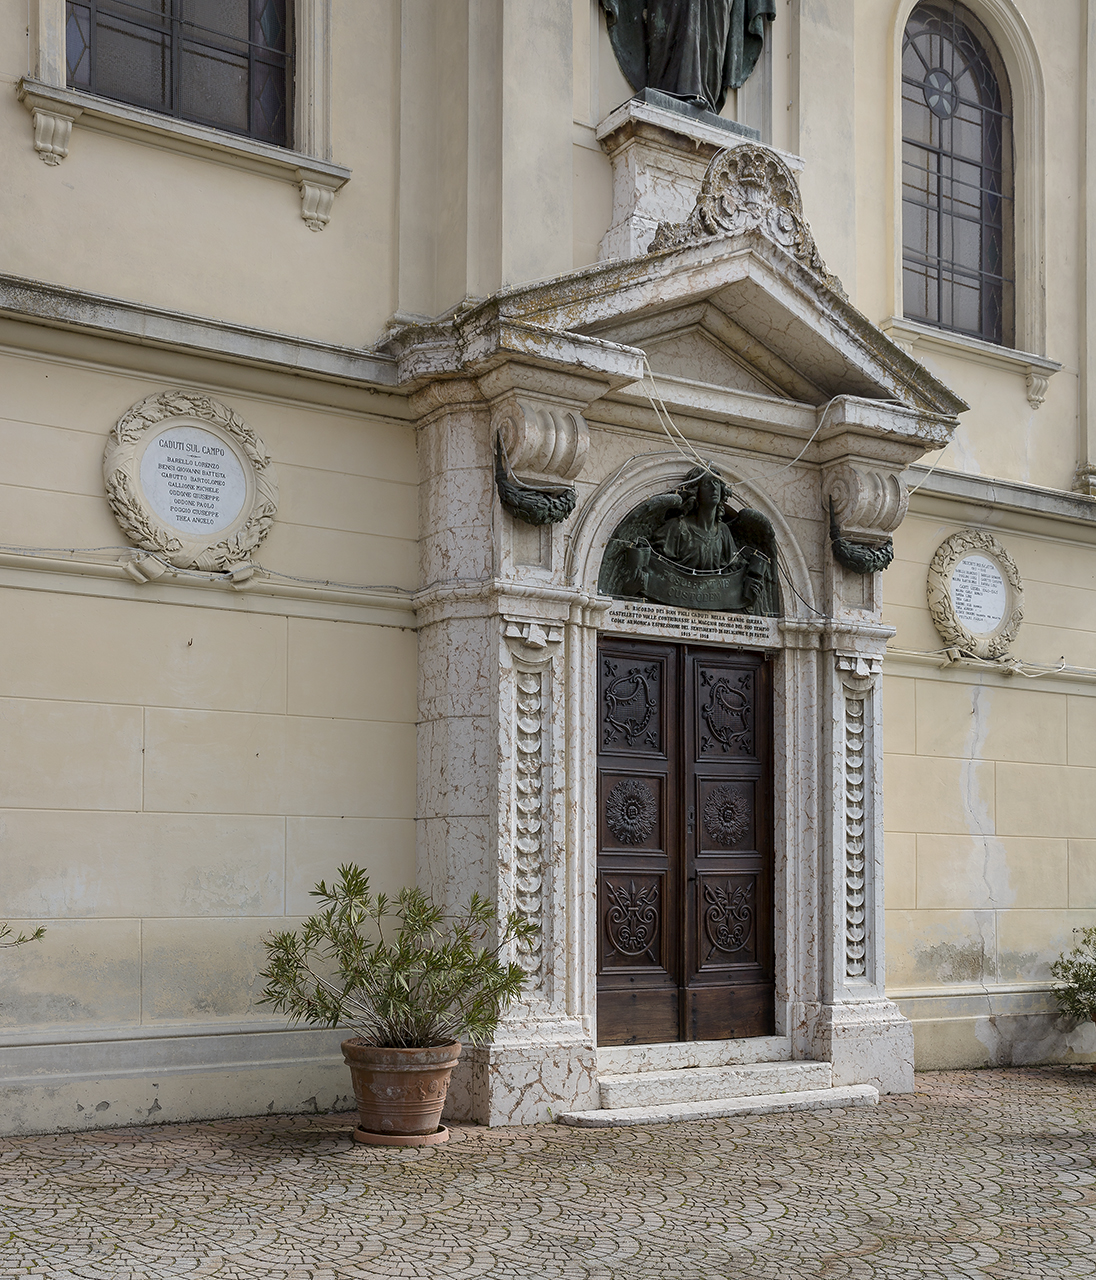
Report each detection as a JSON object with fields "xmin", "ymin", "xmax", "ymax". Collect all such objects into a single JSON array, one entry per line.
[
  {"xmin": 140, "ymin": 426, "xmax": 247, "ymax": 535},
  {"xmin": 606, "ymin": 600, "xmax": 778, "ymax": 647},
  {"xmin": 949, "ymin": 554, "xmax": 1007, "ymax": 634}
]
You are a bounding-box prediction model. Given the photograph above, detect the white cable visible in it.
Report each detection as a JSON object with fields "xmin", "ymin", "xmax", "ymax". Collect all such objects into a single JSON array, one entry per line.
[{"xmin": 638, "ymin": 358, "xmax": 837, "ymax": 496}]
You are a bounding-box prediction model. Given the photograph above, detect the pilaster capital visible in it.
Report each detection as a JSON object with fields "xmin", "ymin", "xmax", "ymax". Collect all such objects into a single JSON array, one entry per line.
[
  {"xmin": 835, "ymin": 652, "xmax": 883, "ymax": 694},
  {"xmin": 502, "ymin": 615, "xmax": 565, "ymax": 665}
]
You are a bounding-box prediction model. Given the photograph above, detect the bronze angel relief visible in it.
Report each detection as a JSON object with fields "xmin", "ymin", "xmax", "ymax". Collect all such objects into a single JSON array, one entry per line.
[{"xmin": 599, "ymin": 466, "xmax": 781, "ymax": 616}]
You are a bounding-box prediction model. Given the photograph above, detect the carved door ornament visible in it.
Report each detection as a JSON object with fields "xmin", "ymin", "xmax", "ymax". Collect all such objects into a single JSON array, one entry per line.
[
  {"xmin": 605, "ymin": 779, "xmax": 659, "ymax": 845},
  {"xmin": 598, "ymin": 465, "xmax": 781, "ymax": 616},
  {"xmin": 103, "ymin": 390, "xmax": 278, "ymax": 571},
  {"xmin": 927, "ymin": 530, "xmax": 1024, "ymax": 659}
]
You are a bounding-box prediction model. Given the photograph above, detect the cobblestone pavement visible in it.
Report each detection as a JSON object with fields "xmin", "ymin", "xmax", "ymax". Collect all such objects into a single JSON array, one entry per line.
[{"xmin": 1, "ymin": 1068, "xmax": 1095, "ymax": 1279}]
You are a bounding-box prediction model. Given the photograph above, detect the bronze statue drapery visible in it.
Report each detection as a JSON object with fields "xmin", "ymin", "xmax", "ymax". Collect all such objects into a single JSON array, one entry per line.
[
  {"xmin": 599, "ymin": 466, "xmax": 782, "ymax": 617},
  {"xmin": 602, "ymin": 0, "xmax": 776, "ymax": 115}
]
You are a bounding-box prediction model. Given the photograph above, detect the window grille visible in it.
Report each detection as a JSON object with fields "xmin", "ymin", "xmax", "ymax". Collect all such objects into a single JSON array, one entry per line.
[
  {"xmin": 65, "ymin": 0, "xmax": 290, "ymax": 148},
  {"xmin": 902, "ymin": 2, "xmax": 1014, "ymax": 346}
]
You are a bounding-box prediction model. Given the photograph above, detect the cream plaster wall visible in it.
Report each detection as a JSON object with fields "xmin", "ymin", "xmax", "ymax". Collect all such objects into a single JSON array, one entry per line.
[
  {"xmin": 0, "ymin": 1, "xmax": 404, "ymax": 346},
  {"xmin": 0, "ymin": 350, "xmax": 420, "ymax": 1126},
  {"xmin": 882, "ymin": 508, "xmax": 1096, "ymax": 1066}
]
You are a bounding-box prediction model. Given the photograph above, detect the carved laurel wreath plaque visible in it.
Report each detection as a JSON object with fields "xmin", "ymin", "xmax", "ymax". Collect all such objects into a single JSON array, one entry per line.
[
  {"xmin": 103, "ymin": 391, "xmax": 279, "ymax": 571},
  {"xmin": 926, "ymin": 530, "xmax": 1023, "ymax": 659}
]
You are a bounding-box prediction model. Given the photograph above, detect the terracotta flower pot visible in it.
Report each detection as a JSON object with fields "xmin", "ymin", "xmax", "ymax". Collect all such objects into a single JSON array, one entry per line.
[{"xmin": 341, "ymin": 1039, "xmax": 462, "ymax": 1146}]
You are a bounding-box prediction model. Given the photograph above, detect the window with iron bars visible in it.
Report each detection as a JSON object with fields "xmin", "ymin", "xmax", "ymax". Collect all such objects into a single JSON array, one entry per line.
[
  {"xmin": 65, "ymin": 0, "xmax": 290, "ymax": 148},
  {"xmin": 902, "ymin": 1, "xmax": 1014, "ymax": 347}
]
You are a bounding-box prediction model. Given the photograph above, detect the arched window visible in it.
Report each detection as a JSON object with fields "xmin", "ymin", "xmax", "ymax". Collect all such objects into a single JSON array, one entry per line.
[{"xmin": 902, "ymin": 2, "xmax": 1013, "ymax": 346}]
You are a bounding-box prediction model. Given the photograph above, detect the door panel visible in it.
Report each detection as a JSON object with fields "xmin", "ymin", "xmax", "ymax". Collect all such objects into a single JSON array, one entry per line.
[
  {"xmin": 596, "ymin": 640, "xmax": 680, "ymax": 1045},
  {"xmin": 597, "ymin": 637, "xmax": 774, "ymax": 1046}
]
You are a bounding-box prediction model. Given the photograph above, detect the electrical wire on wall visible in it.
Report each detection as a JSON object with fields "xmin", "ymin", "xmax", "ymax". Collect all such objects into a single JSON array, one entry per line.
[{"xmin": 0, "ymin": 541, "xmax": 413, "ymax": 596}]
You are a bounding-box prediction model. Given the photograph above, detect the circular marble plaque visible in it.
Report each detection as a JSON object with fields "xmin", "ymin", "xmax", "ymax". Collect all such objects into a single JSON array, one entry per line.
[
  {"xmin": 927, "ymin": 532, "xmax": 1023, "ymax": 660},
  {"xmin": 103, "ymin": 391, "xmax": 278, "ymax": 571},
  {"xmin": 139, "ymin": 426, "xmax": 248, "ymax": 536}
]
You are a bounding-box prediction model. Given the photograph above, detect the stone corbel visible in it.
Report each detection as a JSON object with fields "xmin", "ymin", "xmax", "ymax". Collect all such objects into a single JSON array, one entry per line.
[
  {"xmin": 1025, "ymin": 370, "xmax": 1050, "ymax": 410},
  {"xmin": 492, "ymin": 396, "xmax": 589, "ymax": 487},
  {"xmin": 491, "ymin": 393, "xmax": 591, "ymax": 528},
  {"xmin": 824, "ymin": 464, "xmax": 907, "ymax": 547},
  {"xmin": 296, "ymin": 169, "xmax": 341, "ymax": 231},
  {"xmin": 23, "ymin": 93, "xmax": 81, "ymax": 165}
]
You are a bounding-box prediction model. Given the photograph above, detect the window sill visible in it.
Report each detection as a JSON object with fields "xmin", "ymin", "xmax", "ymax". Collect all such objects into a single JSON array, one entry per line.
[
  {"xmin": 17, "ymin": 78, "xmax": 351, "ymax": 231},
  {"xmin": 879, "ymin": 316, "xmax": 1061, "ymax": 410}
]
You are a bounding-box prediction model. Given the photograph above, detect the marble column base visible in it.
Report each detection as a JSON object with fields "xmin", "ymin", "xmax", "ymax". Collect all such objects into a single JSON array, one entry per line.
[
  {"xmin": 443, "ymin": 1039, "xmax": 600, "ymax": 1126},
  {"xmin": 797, "ymin": 1001, "xmax": 915, "ymax": 1095}
]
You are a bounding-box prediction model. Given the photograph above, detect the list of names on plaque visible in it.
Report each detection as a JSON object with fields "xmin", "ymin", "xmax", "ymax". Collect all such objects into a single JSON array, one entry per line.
[
  {"xmin": 140, "ymin": 426, "xmax": 248, "ymax": 536},
  {"xmin": 949, "ymin": 554, "xmax": 1008, "ymax": 633}
]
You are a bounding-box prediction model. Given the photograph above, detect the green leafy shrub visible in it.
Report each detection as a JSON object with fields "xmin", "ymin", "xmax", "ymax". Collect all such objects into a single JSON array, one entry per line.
[
  {"xmin": 1051, "ymin": 926, "xmax": 1096, "ymax": 1024},
  {"xmin": 258, "ymin": 864, "xmax": 535, "ymax": 1048},
  {"xmin": 0, "ymin": 923, "xmax": 45, "ymax": 949}
]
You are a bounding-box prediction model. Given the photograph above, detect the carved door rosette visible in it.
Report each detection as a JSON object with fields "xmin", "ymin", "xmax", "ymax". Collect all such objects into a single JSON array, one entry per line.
[
  {"xmin": 927, "ymin": 530, "xmax": 1024, "ymax": 660},
  {"xmin": 501, "ymin": 617, "xmax": 566, "ymax": 994},
  {"xmin": 834, "ymin": 653, "xmax": 882, "ymax": 983},
  {"xmin": 102, "ymin": 390, "xmax": 278, "ymax": 572}
]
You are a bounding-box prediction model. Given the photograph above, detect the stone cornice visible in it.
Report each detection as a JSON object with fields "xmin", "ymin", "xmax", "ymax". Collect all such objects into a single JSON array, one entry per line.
[
  {"xmin": 906, "ymin": 464, "xmax": 1096, "ymax": 541},
  {"xmin": 393, "ymin": 232, "xmax": 966, "ymax": 423},
  {"xmin": 0, "ymin": 272, "xmax": 398, "ymax": 390}
]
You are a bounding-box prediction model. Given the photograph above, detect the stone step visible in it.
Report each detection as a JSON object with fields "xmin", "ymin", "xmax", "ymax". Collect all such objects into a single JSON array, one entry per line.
[
  {"xmin": 598, "ymin": 1059, "xmax": 833, "ymax": 1109},
  {"xmin": 557, "ymin": 1084, "xmax": 878, "ymax": 1128},
  {"xmin": 597, "ymin": 1035, "xmax": 792, "ymax": 1076}
]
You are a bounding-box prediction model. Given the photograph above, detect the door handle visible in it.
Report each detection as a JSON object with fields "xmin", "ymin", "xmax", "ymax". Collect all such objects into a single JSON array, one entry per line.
[{"xmin": 687, "ymin": 805, "xmax": 695, "ymax": 835}]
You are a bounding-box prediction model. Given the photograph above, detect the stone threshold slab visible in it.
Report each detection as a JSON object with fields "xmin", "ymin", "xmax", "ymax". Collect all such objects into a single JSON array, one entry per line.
[
  {"xmin": 598, "ymin": 1060, "xmax": 832, "ymax": 1109},
  {"xmin": 596, "ymin": 1034, "xmax": 792, "ymax": 1075},
  {"xmin": 556, "ymin": 1084, "xmax": 879, "ymax": 1128}
]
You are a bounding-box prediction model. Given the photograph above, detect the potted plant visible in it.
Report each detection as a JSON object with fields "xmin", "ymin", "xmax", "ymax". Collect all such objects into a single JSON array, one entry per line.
[
  {"xmin": 259, "ymin": 864, "xmax": 534, "ymax": 1146},
  {"xmin": 1052, "ymin": 926, "xmax": 1096, "ymax": 1068}
]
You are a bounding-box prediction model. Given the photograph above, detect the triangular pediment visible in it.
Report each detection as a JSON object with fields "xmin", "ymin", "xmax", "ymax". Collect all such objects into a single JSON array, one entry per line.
[
  {"xmin": 590, "ymin": 298, "xmax": 827, "ymax": 405},
  {"xmin": 489, "ymin": 231, "xmax": 966, "ymax": 418},
  {"xmin": 383, "ymin": 145, "xmax": 967, "ymax": 427}
]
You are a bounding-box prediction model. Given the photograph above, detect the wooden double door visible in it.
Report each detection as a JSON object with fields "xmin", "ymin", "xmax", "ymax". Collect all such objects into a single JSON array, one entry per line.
[{"xmin": 596, "ymin": 637, "xmax": 775, "ymax": 1045}]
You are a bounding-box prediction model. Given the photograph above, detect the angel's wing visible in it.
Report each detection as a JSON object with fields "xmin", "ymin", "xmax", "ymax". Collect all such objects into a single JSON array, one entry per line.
[
  {"xmin": 728, "ymin": 506, "xmax": 783, "ymax": 617},
  {"xmin": 598, "ymin": 493, "xmax": 684, "ymax": 598}
]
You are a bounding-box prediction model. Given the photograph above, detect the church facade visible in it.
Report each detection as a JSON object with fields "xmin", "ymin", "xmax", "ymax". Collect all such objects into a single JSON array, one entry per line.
[{"xmin": 2, "ymin": 0, "xmax": 1095, "ymax": 1134}]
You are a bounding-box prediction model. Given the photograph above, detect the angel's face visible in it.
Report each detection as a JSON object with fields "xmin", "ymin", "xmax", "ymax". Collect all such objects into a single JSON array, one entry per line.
[{"xmin": 697, "ymin": 474, "xmax": 721, "ymax": 507}]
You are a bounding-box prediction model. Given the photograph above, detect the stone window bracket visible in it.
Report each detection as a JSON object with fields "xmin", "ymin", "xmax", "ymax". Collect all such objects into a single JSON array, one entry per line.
[
  {"xmin": 19, "ymin": 0, "xmax": 346, "ymax": 231},
  {"xmin": 879, "ymin": 316, "xmax": 1061, "ymax": 411}
]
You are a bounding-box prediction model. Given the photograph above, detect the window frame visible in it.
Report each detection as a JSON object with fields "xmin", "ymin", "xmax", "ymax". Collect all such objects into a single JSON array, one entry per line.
[
  {"xmin": 63, "ymin": 0, "xmax": 292, "ymax": 149},
  {"xmin": 900, "ymin": 1, "xmax": 1014, "ymax": 347},
  {"xmin": 886, "ymin": 0, "xmax": 1047, "ymax": 360},
  {"xmin": 21, "ymin": 0, "xmax": 345, "ymax": 229}
]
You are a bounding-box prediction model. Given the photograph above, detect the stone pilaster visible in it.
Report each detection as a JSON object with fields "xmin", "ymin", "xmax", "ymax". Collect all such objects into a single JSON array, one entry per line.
[{"xmin": 412, "ymin": 361, "xmax": 615, "ymax": 1125}]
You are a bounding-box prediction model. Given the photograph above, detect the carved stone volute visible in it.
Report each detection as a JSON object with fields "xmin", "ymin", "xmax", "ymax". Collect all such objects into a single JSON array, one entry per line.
[
  {"xmin": 491, "ymin": 396, "xmax": 589, "ymax": 486},
  {"xmin": 824, "ymin": 463, "xmax": 908, "ymax": 547}
]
